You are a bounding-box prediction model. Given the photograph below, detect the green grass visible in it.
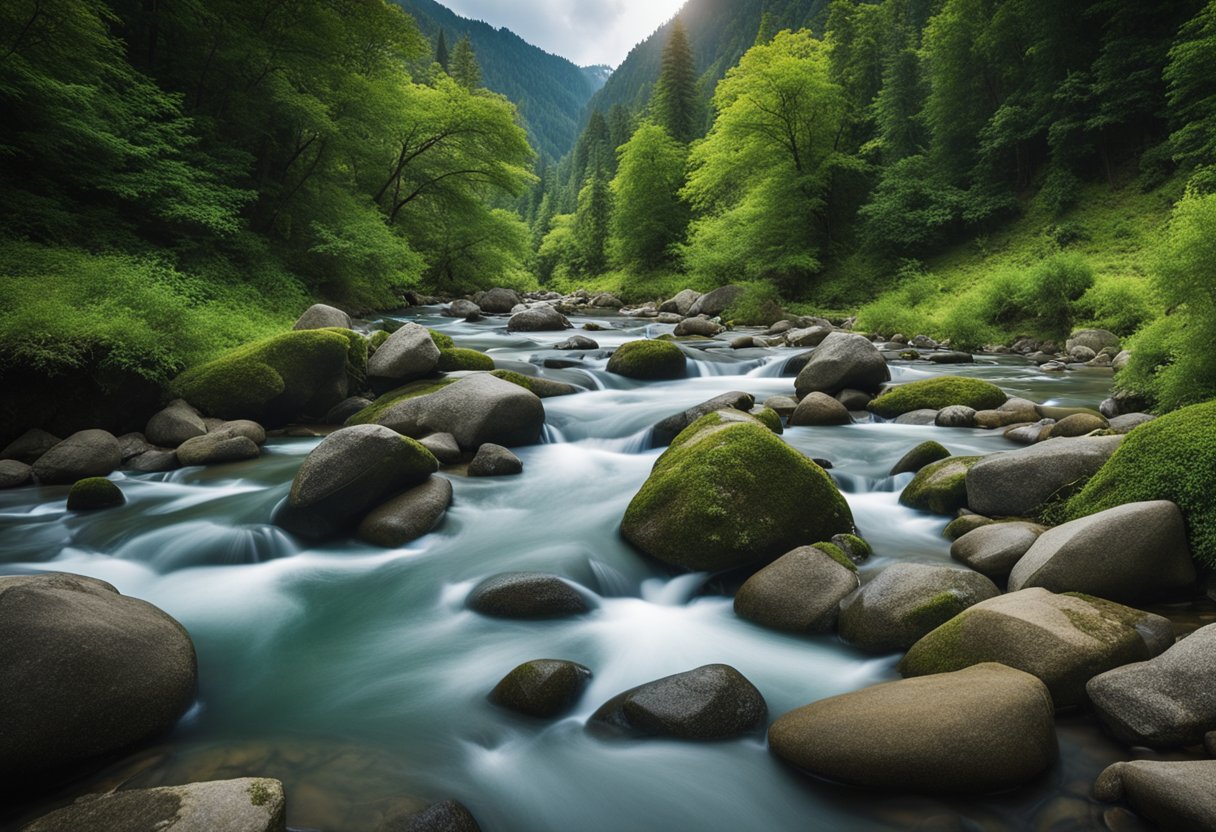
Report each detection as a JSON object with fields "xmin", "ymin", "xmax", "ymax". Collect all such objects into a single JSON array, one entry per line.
[{"xmin": 546, "ymin": 269, "xmax": 718, "ymax": 305}]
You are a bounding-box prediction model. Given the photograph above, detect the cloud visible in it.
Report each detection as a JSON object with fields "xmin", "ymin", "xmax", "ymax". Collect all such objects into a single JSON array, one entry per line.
[{"xmin": 440, "ymin": 0, "xmax": 686, "ymax": 66}]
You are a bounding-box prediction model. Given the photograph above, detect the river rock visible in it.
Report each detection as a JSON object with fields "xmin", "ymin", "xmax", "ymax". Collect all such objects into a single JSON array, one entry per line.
[
  {"xmin": 1093, "ymin": 761, "xmax": 1216, "ymax": 832},
  {"xmin": 1067, "ymin": 329, "xmax": 1121, "ymax": 354},
  {"xmin": 144, "ymin": 400, "xmax": 206, "ymax": 447},
  {"xmin": 794, "ymin": 332, "xmax": 890, "ymax": 398},
  {"xmin": 899, "ymin": 588, "xmax": 1174, "ymax": 707},
  {"xmin": 467, "ymin": 573, "xmax": 591, "ymax": 619},
  {"xmin": 734, "ymin": 545, "xmax": 859, "ymax": 634},
  {"xmin": 674, "ymin": 316, "xmax": 725, "ymax": 337},
  {"xmin": 0, "ymin": 573, "xmax": 197, "ymax": 782},
  {"xmin": 1049, "ymin": 412, "xmax": 1108, "ymax": 438},
  {"xmin": 838, "ymin": 563, "xmax": 1000, "ymax": 652},
  {"xmin": 555, "ymin": 335, "xmax": 599, "ymax": 350},
  {"xmin": 489, "ymin": 659, "xmax": 592, "ymax": 718},
  {"xmin": 128, "ymin": 449, "xmax": 180, "ymax": 473},
  {"xmin": 763, "ymin": 395, "xmax": 798, "ymax": 417},
  {"xmin": 367, "ymin": 323, "xmax": 441, "ymax": 384},
  {"xmin": 0, "ymin": 460, "xmax": 32, "ymax": 489},
  {"xmin": 20, "ymin": 778, "xmax": 286, "ymax": 832},
  {"xmin": 944, "ymin": 513, "xmax": 994, "ymax": 540},
  {"xmin": 588, "ymin": 664, "xmax": 766, "ymax": 740},
  {"xmin": 1108, "ymin": 413, "xmax": 1156, "ymax": 434},
  {"xmin": 660, "ymin": 289, "xmax": 701, "ymax": 315},
  {"xmin": 419, "ymin": 433, "xmax": 461, "ymax": 465},
  {"xmin": 1, "ymin": 428, "xmax": 61, "ymax": 464},
  {"xmin": 893, "ymin": 409, "xmax": 939, "ymax": 425},
  {"xmin": 378, "ymin": 374, "xmax": 545, "ymax": 450},
  {"xmin": 899, "ymin": 456, "xmax": 980, "ymax": 515},
  {"xmin": 687, "ymin": 285, "xmax": 743, "ymax": 318},
  {"xmin": 935, "ymin": 405, "xmax": 976, "ymax": 428},
  {"xmin": 890, "ymin": 440, "xmax": 951, "ymax": 476},
  {"xmin": 1086, "ymin": 623, "xmax": 1216, "ymax": 747},
  {"xmin": 477, "ymin": 287, "xmax": 522, "ymax": 313},
  {"xmin": 31, "ymin": 429, "xmax": 122, "ymax": 485},
  {"xmin": 1008, "ymin": 501, "xmax": 1196, "ymax": 602},
  {"xmin": 176, "ymin": 432, "xmax": 261, "ymax": 467},
  {"xmin": 444, "ymin": 299, "xmax": 482, "ymax": 318},
  {"xmin": 469, "ymin": 443, "xmax": 522, "ymax": 476},
  {"xmin": 965, "ymin": 436, "xmax": 1123, "ymax": 517},
  {"xmin": 294, "ymin": 303, "xmax": 352, "ymax": 331},
  {"xmin": 388, "ymin": 800, "xmax": 482, "ymax": 832},
  {"xmin": 356, "ymin": 477, "xmax": 452, "ymax": 548},
  {"xmin": 325, "ymin": 397, "xmax": 373, "ymax": 426},
  {"xmin": 785, "ymin": 326, "xmax": 833, "ymax": 349},
  {"xmin": 621, "ymin": 412, "xmax": 854, "ymax": 572},
  {"xmin": 868, "ymin": 376, "xmax": 1007, "ymax": 419},
  {"xmin": 832, "ymin": 533, "xmax": 873, "ymax": 564},
  {"xmin": 607, "ymin": 340, "xmax": 687, "ymax": 380},
  {"xmin": 507, "ymin": 305, "xmax": 571, "ymax": 332},
  {"xmin": 768, "ymin": 663, "xmax": 1057, "ymax": 793},
  {"xmin": 789, "ymin": 392, "xmax": 852, "ymax": 426},
  {"xmin": 835, "ymin": 389, "xmax": 872, "ymax": 411},
  {"xmin": 950, "ymin": 522, "xmax": 1044, "ymax": 582},
  {"xmin": 652, "ymin": 392, "xmax": 754, "ymax": 446},
  {"xmin": 66, "ymin": 477, "xmax": 125, "ymax": 511},
  {"xmin": 275, "ymin": 425, "xmax": 438, "ymax": 540},
  {"xmin": 929, "ymin": 350, "xmax": 974, "ymax": 364}
]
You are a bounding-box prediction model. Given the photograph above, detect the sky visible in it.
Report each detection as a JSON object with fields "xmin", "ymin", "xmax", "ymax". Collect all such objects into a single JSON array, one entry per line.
[{"xmin": 439, "ymin": 0, "xmax": 688, "ymax": 67}]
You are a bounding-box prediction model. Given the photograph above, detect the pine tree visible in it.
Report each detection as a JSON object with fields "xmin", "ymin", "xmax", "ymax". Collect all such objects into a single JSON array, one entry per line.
[
  {"xmin": 650, "ymin": 18, "xmax": 699, "ymax": 144},
  {"xmin": 755, "ymin": 11, "xmax": 776, "ymax": 45},
  {"xmin": 435, "ymin": 30, "xmax": 450, "ymax": 72},
  {"xmin": 574, "ymin": 152, "xmax": 612, "ymax": 274},
  {"xmin": 451, "ymin": 36, "xmax": 481, "ymax": 90}
]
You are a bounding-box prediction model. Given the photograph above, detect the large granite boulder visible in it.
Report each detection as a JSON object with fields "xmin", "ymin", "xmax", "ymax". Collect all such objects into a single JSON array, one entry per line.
[
  {"xmin": 794, "ymin": 332, "xmax": 890, "ymax": 398},
  {"xmin": 377, "ymin": 374, "xmax": 545, "ymax": 450},
  {"xmin": 294, "ymin": 303, "xmax": 352, "ymax": 331},
  {"xmin": 734, "ymin": 545, "xmax": 859, "ymax": 634},
  {"xmin": 31, "ymin": 429, "xmax": 122, "ymax": 484},
  {"xmin": 367, "ymin": 322, "xmax": 441, "ymax": 385},
  {"xmin": 966, "ymin": 436, "xmax": 1123, "ymax": 517},
  {"xmin": 588, "ymin": 664, "xmax": 766, "ymax": 740},
  {"xmin": 1093, "ymin": 761, "xmax": 1216, "ymax": 832},
  {"xmin": 950, "ymin": 521, "xmax": 1044, "ymax": 582}
]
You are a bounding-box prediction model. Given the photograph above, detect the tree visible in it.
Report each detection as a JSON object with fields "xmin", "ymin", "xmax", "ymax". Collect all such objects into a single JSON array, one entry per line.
[
  {"xmin": 573, "ymin": 161, "xmax": 612, "ymax": 275},
  {"xmin": 435, "ymin": 29, "xmax": 450, "ymax": 72},
  {"xmin": 650, "ymin": 18, "xmax": 699, "ymax": 143},
  {"xmin": 610, "ymin": 123, "xmax": 688, "ymax": 270},
  {"xmin": 450, "ymin": 35, "xmax": 481, "ymax": 90},
  {"xmin": 1165, "ymin": 1, "xmax": 1216, "ymax": 191}
]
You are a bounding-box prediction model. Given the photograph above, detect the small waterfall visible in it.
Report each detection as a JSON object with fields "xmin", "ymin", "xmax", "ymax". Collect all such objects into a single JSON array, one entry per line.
[{"xmin": 112, "ymin": 521, "xmax": 300, "ymax": 571}]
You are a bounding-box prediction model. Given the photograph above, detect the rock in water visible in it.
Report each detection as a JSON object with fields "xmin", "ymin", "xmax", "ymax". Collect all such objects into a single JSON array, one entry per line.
[
  {"xmin": 651, "ymin": 392, "xmax": 754, "ymax": 446},
  {"xmin": 30, "ymin": 429, "xmax": 122, "ymax": 484},
  {"xmin": 789, "ymin": 392, "xmax": 852, "ymax": 426},
  {"xmin": 378, "ymin": 374, "xmax": 545, "ymax": 450},
  {"xmin": 621, "ymin": 412, "xmax": 854, "ymax": 572},
  {"xmin": 468, "ymin": 443, "xmax": 523, "ymax": 476},
  {"xmin": 367, "ymin": 322, "xmax": 441, "ymax": 385},
  {"xmin": 768, "ymin": 663, "xmax": 1057, "ymax": 793},
  {"xmin": 66, "ymin": 477, "xmax": 125, "ymax": 511},
  {"xmin": 588, "ymin": 664, "xmax": 766, "ymax": 740},
  {"xmin": 965, "ymin": 436, "xmax": 1123, "ymax": 517},
  {"xmin": 794, "ymin": 332, "xmax": 889, "ymax": 398},
  {"xmin": 950, "ymin": 522, "xmax": 1044, "ymax": 582},
  {"xmin": 467, "ymin": 573, "xmax": 591, "ymax": 619},
  {"xmin": 734, "ymin": 545, "xmax": 859, "ymax": 634},
  {"xmin": 867, "ymin": 376, "xmax": 1006, "ymax": 419},
  {"xmin": 476, "ymin": 287, "xmax": 522, "ymax": 313},
  {"xmin": 489, "ymin": 659, "xmax": 592, "ymax": 718},
  {"xmin": 607, "ymin": 340, "xmax": 687, "ymax": 380},
  {"xmin": 388, "ymin": 800, "xmax": 482, "ymax": 832},
  {"xmin": 659, "ymin": 289, "xmax": 701, "ymax": 315},
  {"xmin": 890, "ymin": 440, "xmax": 951, "ymax": 476},
  {"xmin": 294, "ymin": 303, "xmax": 352, "ymax": 331},
  {"xmin": 176, "ymin": 432, "xmax": 261, "ymax": 467},
  {"xmin": 507, "ymin": 305, "xmax": 572, "ymax": 332},
  {"xmin": 20, "ymin": 778, "xmax": 286, "ymax": 832},
  {"xmin": 1093, "ymin": 761, "xmax": 1216, "ymax": 832},
  {"xmin": 898, "ymin": 456, "xmax": 980, "ymax": 515},
  {"xmin": 0, "ymin": 573, "xmax": 197, "ymax": 782},
  {"xmin": 275, "ymin": 425, "xmax": 438, "ymax": 540},
  {"xmin": 356, "ymin": 477, "xmax": 453, "ymax": 548}
]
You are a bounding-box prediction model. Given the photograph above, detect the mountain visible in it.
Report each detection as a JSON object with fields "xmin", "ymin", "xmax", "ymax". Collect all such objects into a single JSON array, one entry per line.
[
  {"xmin": 393, "ymin": 0, "xmax": 602, "ymax": 159},
  {"xmin": 581, "ymin": 65, "xmax": 614, "ymax": 93},
  {"xmin": 586, "ymin": 0, "xmax": 828, "ymax": 121}
]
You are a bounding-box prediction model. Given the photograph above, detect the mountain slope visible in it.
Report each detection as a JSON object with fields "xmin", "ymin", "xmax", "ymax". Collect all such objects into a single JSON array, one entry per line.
[{"xmin": 394, "ymin": 0, "xmax": 603, "ymax": 159}]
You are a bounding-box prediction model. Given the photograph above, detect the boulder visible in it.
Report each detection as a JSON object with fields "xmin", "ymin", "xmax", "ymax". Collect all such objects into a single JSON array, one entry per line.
[
  {"xmin": 488, "ymin": 659, "xmax": 592, "ymax": 718},
  {"xmin": 789, "ymin": 392, "xmax": 852, "ymax": 426},
  {"xmin": 66, "ymin": 477, "xmax": 125, "ymax": 511},
  {"xmin": 0, "ymin": 460, "xmax": 32, "ymax": 489},
  {"xmin": 275, "ymin": 425, "xmax": 438, "ymax": 540},
  {"xmin": 935, "ymin": 405, "xmax": 976, "ymax": 428},
  {"xmin": 507, "ymin": 305, "xmax": 572, "ymax": 332},
  {"xmin": 1, "ymin": 428, "xmax": 60, "ymax": 464},
  {"xmin": 0, "ymin": 573, "xmax": 197, "ymax": 781},
  {"xmin": 591, "ymin": 292, "xmax": 623, "ymax": 308},
  {"xmin": 20, "ymin": 778, "xmax": 286, "ymax": 832},
  {"xmin": 1093, "ymin": 761, "xmax": 1216, "ymax": 832},
  {"xmin": 144, "ymin": 401, "xmax": 207, "ymax": 447},
  {"xmin": 378, "ymin": 374, "xmax": 545, "ymax": 450},
  {"xmin": 356, "ymin": 477, "xmax": 452, "ymax": 548},
  {"xmin": 213, "ymin": 420, "xmax": 266, "ymax": 445},
  {"xmin": 834, "ymin": 389, "xmax": 872, "ymax": 411},
  {"xmin": 659, "ymin": 289, "xmax": 701, "ymax": 316},
  {"xmin": 127, "ymin": 449, "xmax": 181, "ymax": 473},
  {"xmin": 467, "ymin": 573, "xmax": 591, "ymax": 619},
  {"xmin": 367, "ymin": 322, "xmax": 441, "ymax": 384},
  {"xmin": 868, "ymin": 377, "xmax": 1007, "ymax": 419},
  {"xmin": 621, "ymin": 412, "xmax": 854, "ymax": 572},
  {"xmin": 965, "ymin": 436, "xmax": 1123, "ymax": 517},
  {"xmin": 176, "ymin": 433, "xmax": 261, "ymax": 467},
  {"xmin": 419, "ymin": 433, "xmax": 461, "ymax": 465},
  {"xmin": 950, "ymin": 522, "xmax": 1044, "ymax": 582},
  {"xmin": 555, "ymin": 335, "xmax": 599, "ymax": 350},
  {"xmin": 477, "ymin": 287, "xmax": 522, "ymax": 313},
  {"xmin": 899, "ymin": 588, "xmax": 1174, "ymax": 707},
  {"xmin": 890, "ymin": 440, "xmax": 950, "ymax": 476},
  {"xmin": 1067, "ymin": 329, "xmax": 1120, "ymax": 354},
  {"xmin": 606, "ymin": 340, "xmax": 687, "ymax": 380},
  {"xmin": 1086, "ymin": 623, "xmax": 1216, "ymax": 747},
  {"xmin": 588, "ymin": 664, "xmax": 766, "ymax": 740},
  {"xmin": 768, "ymin": 663, "xmax": 1057, "ymax": 793},
  {"xmin": 1049, "ymin": 412, "xmax": 1107, "ymax": 438},
  {"xmin": 673, "ymin": 317, "xmax": 724, "ymax": 337},
  {"xmin": 794, "ymin": 332, "xmax": 890, "ymax": 398},
  {"xmin": 1008, "ymin": 501, "xmax": 1196, "ymax": 602},
  {"xmin": 31, "ymin": 429, "xmax": 122, "ymax": 485},
  {"xmin": 325, "ymin": 397, "xmax": 373, "ymax": 426},
  {"xmin": 734, "ymin": 545, "xmax": 859, "ymax": 634},
  {"xmin": 294, "ymin": 303, "xmax": 352, "ymax": 331},
  {"xmin": 443, "ymin": 299, "xmax": 481, "ymax": 318},
  {"xmin": 468, "ymin": 443, "xmax": 523, "ymax": 477},
  {"xmin": 838, "ymin": 563, "xmax": 1000, "ymax": 652},
  {"xmin": 652, "ymin": 392, "xmax": 754, "ymax": 446},
  {"xmin": 899, "ymin": 456, "xmax": 980, "ymax": 515},
  {"xmin": 687, "ymin": 285, "xmax": 743, "ymax": 318}
]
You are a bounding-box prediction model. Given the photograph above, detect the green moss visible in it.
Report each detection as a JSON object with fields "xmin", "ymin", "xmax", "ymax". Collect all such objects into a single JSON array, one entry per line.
[
  {"xmin": 428, "ymin": 329, "xmax": 455, "ymax": 350},
  {"xmin": 247, "ymin": 781, "xmax": 272, "ymax": 807},
  {"xmin": 813, "ymin": 541, "xmax": 857, "ymax": 572},
  {"xmin": 899, "ymin": 456, "xmax": 981, "ymax": 515},
  {"xmin": 170, "ymin": 329, "xmax": 351, "ymax": 424},
  {"xmin": 898, "ymin": 612, "xmax": 969, "ymax": 676},
  {"xmin": 907, "ymin": 591, "xmax": 966, "ymax": 633},
  {"xmin": 891, "ymin": 440, "xmax": 951, "ymax": 476},
  {"xmin": 749, "ymin": 406, "xmax": 783, "ymax": 434},
  {"xmin": 368, "ymin": 330, "xmax": 390, "ymax": 352},
  {"xmin": 832, "ymin": 533, "xmax": 873, "ymax": 563},
  {"xmin": 66, "ymin": 477, "xmax": 124, "ymax": 511},
  {"xmin": 320, "ymin": 327, "xmax": 368, "ymax": 394},
  {"xmin": 438, "ymin": 347, "xmax": 495, "ymax": 372},
  {"xmin": 1063, "ymin": 593, "xmax": 1153, "ymax": 633},
  {"xmin": 606, "ymin": 339, "xmax": 687, "ymax": 380},
  {"xmin": 345, "ymin": 378, "xmax": 456, "ymax": 426},
  {"xmin": 869, "ymin": 377, "xmax": 1008, "ymax": 418}
]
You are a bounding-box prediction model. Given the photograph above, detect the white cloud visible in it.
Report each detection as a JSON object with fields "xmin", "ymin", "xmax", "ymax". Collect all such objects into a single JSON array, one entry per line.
[{"xmin": 440, "ymin": 0, "xmax": 687, "ymax": 67}]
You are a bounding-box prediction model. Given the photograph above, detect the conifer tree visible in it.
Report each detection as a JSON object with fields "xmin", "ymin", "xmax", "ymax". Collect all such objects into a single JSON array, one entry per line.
[
  {"xmin": 574, "ymin": 152, "xmax": 612, "ymax": 274},
  {"xmin": 650, "ymin": 18, "xmax": 699, "ymax": 143},
  {"xmin": 435, "ymin": 30, "xmax": 450, "ymax": 72},
  {"xmin": 451, "ymin": 36, "xmax": 481, "ymax": 90}
]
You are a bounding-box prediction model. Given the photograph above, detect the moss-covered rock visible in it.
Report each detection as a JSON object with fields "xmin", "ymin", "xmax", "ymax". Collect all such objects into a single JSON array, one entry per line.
[
  {"xmin": 607, "ymin": 339, "xmax": 687, "ymax": 380},
  {"xmin": 438, "ymin": 347, "xmax": 495, "ymax": 372},
  {"xmin": 428, "ymin": 329, "xmax": 455, "ymax": 350},
  {"xmin": 66, "ymin": 477, "xmax": 124, "ymax": 510},
  {"xmin": 891, "ymin": 440, "xmax": 951, "ymax": 476},
  {"xmin": 748, "ymin": 405, "xmax": 783, "ymax": 434},
  {"xmin": 899, "ymin": 456, "xmax": 981, "ymax": 515},
  {"xmin": 621, "ymin": 412, "xmax": 855, "ymax": 571},
  {"xmin": 321, "ymin": 327, "xmax": 368, "ymax": 395},
  {"xmin": 171, "ymin": 330, "xmax": 352, "ymax": 425},
  {"xmin": 868, "ymin": 376, "xmax": 1007, "ymax": 419},
  {"xmin": 489, "ymin": 369, "xmax": 578, "ymax": 398},
  {"xmin": 367, "ymin": 330, "xmax": 390, "ymax": 353},
  {"xmin": 345, "ymin": 379, "xmax": 456, "ymax": 426},
  {"xmin": 1063, "ymin": 400, "xmax": 1216, "ymax": 568}
]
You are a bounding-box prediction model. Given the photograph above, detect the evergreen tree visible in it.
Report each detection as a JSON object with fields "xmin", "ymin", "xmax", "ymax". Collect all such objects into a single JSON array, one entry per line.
[
  {"xmin": 573, "ymin": 155, "xmax": 612, "ymax": 274},
  {"xmin": 435, "ymin": 29, "xmax": 450, "ymax": 72},
  {"xmin": 450, "ymin": 35, "xmax": 481, "ymax": 90},
  {"xmin": 650, "ymin": 18, "xmax": 699, "ymax": 144},
  {"xmin": 610, "ymin": 123, "xmax": 688, "ymax": 270}
]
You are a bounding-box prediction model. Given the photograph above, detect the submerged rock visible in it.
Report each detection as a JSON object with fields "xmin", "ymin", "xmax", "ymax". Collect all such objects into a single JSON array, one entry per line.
[
  {"xmin": 489, "ymin": 659, "xmax": 592, "ymax": 718},
  {"xmin": 588, "ymin": 664, "xmax": 766, "ymax": 740},
  {"xmin": 467, "ymin": 573, "xmax": 591, "ymax": 619}
]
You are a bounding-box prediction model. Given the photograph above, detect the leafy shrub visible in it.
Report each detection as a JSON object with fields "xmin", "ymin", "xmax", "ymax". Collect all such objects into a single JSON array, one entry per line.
[
  {"xmin": 1016, "ymin": 252, "xmax": 1095, "ymax": 335},
  {"xmin": 724, "ymin": 282, "xmax": 785, "ymax": 325},
  {"xmin": 1075, "ymin": 276, "xmax": 1157, "ymax": 336}
]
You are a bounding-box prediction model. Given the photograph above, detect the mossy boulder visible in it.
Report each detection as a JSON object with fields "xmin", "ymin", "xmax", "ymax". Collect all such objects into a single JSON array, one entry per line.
[
  {"xmin": 1062, "ymin": 401, "xmax": 1216, "ymax": 569},
  {"xmin": 621, "ymin": 412, "xmax": 855, "ymax": 572},
  {"xmin": 890, "ymin": 440, "xmax": 951, "ymax": 476},
  {"xmin": 489, "ymin": 369, "xmax": 578, "ymax": 398},
  {"xmin": 868, "ymin": 376, "xmax": 1007, "ymax": 419},
  {"xmin": 748, "ymin": 405, "xmax": 783, "ymax": 434},
  {"xmin": 345, "ymin": 379, "xmax": 457, "ymax": 427},
  {"xmin": 898, "ymin": 456, "xmax": 981, "ymax": 515},
  {"xmin": 427, "ymin": 329, "xmax": 455, "ymax": 350},
  {"xmin": 607, "ymin": 340, "xmax": 687, "ymax": 380},
  {"xmin": 438, "ymin": 348, "xmax": 495, "ymax": 372},
  {"xmin": 66, "ymin": 477, "xmax": 124, "ymax": 511},
  {"xmin": 489, "ymin": 659, "xmax": 592, "ymax": 719},
  {"xmin": 378, "ymin": 374, "xmax": 545, "ymax": 449},
  {"xmin": 171, "ymin": 330, "xmax": 354, "ymax": 425}
]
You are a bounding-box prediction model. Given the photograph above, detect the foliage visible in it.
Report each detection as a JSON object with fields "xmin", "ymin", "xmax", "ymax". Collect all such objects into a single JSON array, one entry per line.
[
  {"xmin": 723, "ymin": 283, "xmax": 786, "ymax": 326},
  {"xmin": 650, "ymin": 19, "xmax": 701, "ymax": 144},
  {"xmin": 1164, "ymin": 2, "xmax": 1216, "ymax": 192},
  {"xmin": 609, "ymin": 123, "xmax": 689, "ymax": 270}
]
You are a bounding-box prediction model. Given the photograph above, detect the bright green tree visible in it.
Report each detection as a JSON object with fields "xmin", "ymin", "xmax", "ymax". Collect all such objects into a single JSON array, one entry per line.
[
  {"xmin": 450, "ymin": 35, "xmax": 481, "ymax": 90},
  {"xmin": 609, "ymin": 123, "xmax": 688, "ymax": 270},
  {"xmin": 573, "ymin": 161, "xmax": 612, "ymax": 275},
  {"xmin": 650, "ymin": 18, "xmax": 699, "ymax": 144}
]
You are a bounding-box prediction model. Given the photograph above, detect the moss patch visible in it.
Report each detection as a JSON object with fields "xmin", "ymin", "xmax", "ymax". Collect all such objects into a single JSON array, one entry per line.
[
  {"xmin": 891, "ymin": 440, "xmax": 951, "ymax": 475},
  {"xmin": 1062, "ymin": 400, "xmax": 1216, "ymax": 568},
  {"xmin": 320, "ymin": 327, "xmax": 368, "ymax": 394},
  {"xmin": 438, "ymin": 348, "xmax": 495, "ymax": 372},
  {"xmin": 368, "ymin": 330, "xmax": 390, "ymax": 352},
  {"xmin": 247, "ymin": 781, "xmax": 272, "ymax": 807},
  {"xmin": 899, "ymin": 456, "xmax": 981, "ymax": 516},
  {"xmin": 749, "ymin": 406, "xmax": 783, "ymax": 434},
  {"xmin": 813, "ymin": 542, "xmax": 857, "ymax": 572},
  {"xmin": 66, "ymin": 477, "xmax": 124, "ymax": 511},
  {"xmin": 907, "ymin": 591, "xmax": 966, "ymax": 634},
  {"xmin": 607, "ymin": 339, "xmax": 687, "ymax": 380},
  {"xmin": 869, "ymin": 377, "xmax": 1008, "ymax": 419},
  {"xmin": 897, "ymin": 612, "xmax": 968, "ymax": 676},
  {"xmin": 345, "ymin": 379, "xmax": 456, "ymax": 426},
  {"xmin": 428, "ymin": 329, "xmax": 455, "ymax": 350}
]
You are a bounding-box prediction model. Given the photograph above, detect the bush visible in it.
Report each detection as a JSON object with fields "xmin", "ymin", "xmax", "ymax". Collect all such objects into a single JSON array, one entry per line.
[
  {"xmin": 1016, "ymin": 253, "xmax": 1095, "ymax": 335},
  {"xmin": 723, "ymin": 282, "xmax": 785, "ymax": 325},
  {"xmin": 1075, "ymin": 276, "xmax": 1157, "ymax": 337}
]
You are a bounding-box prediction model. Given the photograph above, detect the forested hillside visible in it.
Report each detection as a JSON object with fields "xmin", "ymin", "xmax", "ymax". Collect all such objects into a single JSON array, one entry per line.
[{"xmin": 393, "ymin": 0, "xmax": 604, "ymax": 159}]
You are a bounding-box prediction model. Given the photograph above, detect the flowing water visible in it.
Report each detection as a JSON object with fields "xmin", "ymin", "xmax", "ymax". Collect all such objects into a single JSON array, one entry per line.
[{"xmin": 0, "ymin": 311, "xmax": 1185, "ymax": 831}]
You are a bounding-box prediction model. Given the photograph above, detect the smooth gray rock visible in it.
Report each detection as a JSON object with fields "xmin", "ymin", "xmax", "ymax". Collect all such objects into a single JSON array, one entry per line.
[
  {"xmin": 935, "ymin": 405, "xmax": 977, "ymax": 428},
  {"xmin": 419, "ymin": 432, "xmax": 461, "ymax": 465},
  {"xmin": 734, "ymin": 546, "xmax": 859, "ymax": 634},
  {"xmin": 386, "ymin": 800, "xmax": 481, "ymax": 832},
  {"xmin": 1067, "ymin": 329, "xmax": 1120, "ymax": 354},
  {"xmin": 325, "ymin": 397, "xmax": 373, "ymax": 426},
  {"xmin": 555, "ymin": 335, "xmax": 599, "ymax": 350},
  {"xmin": 687, "ymin": 285, "xmax": 743, "ymax": 318},
  {"xmin": 468, "ymin": 443, "xmax": 522, "ymax": 476},
  {"xmin": 786, "ymin": 326, "xmax": 833, "ymax": 348},
  {"xmin": 444, "ymin": 299, "xmax": 481, "ymax": 318},
  {"xmin": 489, "ymin": 659, "xmax": 592, "ymax": 718},
  {"xmin": 789, "ymin": 392, "xmax": 852, "ymax": 426},
  {"xmin": 965, "ymin": 436, "xmax": 1123, "ymax": 517},
  {"xmin": 0, "ymin": 459, "xmax": 32, "ymax": 489},
  {"xmin": 794, "ymin": 332, "xmax": 890, "ymax": 398},
  {"xmin": 294, "ymin": 303, "xmax": 351, "ymax": 331},
  {"xmin": 1, "ymin": 428, "xmax": 60, "ymax": 464},
  {"xmin": 1109, "ymin": 412, "xmax": 1156, "ymax": 434},
  {"xmin": 652, "ymin": 392, "xmax": 754, "ymax": 446},
  {"xmin": 838, "ymin": 563, "xmax": 1000, "ymax": 652},
  {"xmin": 145, "ymin": 401, "xmax": 208, "ymax": 448},
  {"xmin": 1093, "ymin": 761, "xmax": 1216, "ymax": 832},
  {"xmin": 1008, "ymin": 501, "xmax": 1197, "ymax": 602},
  {"xmin": 950, "ymin": 522, "xmax": 1044, "ymax": 582},
  {"xmin": 378, "ymin": 374, "xmax": 545, "ymax": 450},
  {"xmin": 1087, "ymin": 623, "xmax": 1216, "ymax": 748},
  {"xmin": 588, "ymin": 664, "xmax": 766, "ymax": 740},
  {"xmin": 763, "ymin": 395, "xmax": 798, "ymax": 417},
  {"xmin": 893, "ymin": 409, "xmax": 939, "ymax": 425},
  {"xmin": 834, "ymin": 388, "xmax": 872, "ymax": 411},
  {"xmin": 117, "ymin": 432, "xmax": 152, "ymax": 461},
  {"xmin": 176, "ymin": 433, "xmax": 260, "ymax": 467},
  {"xmin": 659, "ymin": 289, "xmax": 701, "ymax": 316},
  {"xmin": 0, "ymin": 573, "xmax": 197, "ymax": 781},
  {"xmin": 30, "ymin": 430, "xmax": 122, "ymax": 485},
  {"xmin": 367, "ymin": 322, "xmax": 441, "ymax": 383},
  {"xmin": 674, "ymin": 316, "xmax": 724, "ymax": 337},
  {"xmin": 127, "ymin": 449, "xmax": 180, "ymax": 473},
  {"xmin": 507, "ymin": 305, "xmax": 571, "ymax": 332},
  {"xmin": 467, "ymin": 573, "xmax": 590, "ymax": 619},
  {"xmin": 356, "ymin": 477, "xmax": 452, "ymax": 548},
  {"xmin": 477, "ymin": 287, "xmax": 522, "ymax": 314}
]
